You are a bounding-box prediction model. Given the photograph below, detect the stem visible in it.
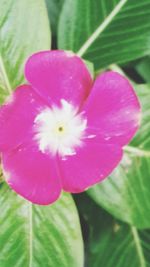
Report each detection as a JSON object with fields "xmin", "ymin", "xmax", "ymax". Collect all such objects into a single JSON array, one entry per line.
[
  {"xmin": 131, "ymin": 226, "xmax": 146, "ymax": 267},
  {"xmin": 77, "ymin": 0, "xmax": 128, "ymax": 57},
  {"xmin": 124, "ymin": 146, "xmax": 150, "ymax": 158}
]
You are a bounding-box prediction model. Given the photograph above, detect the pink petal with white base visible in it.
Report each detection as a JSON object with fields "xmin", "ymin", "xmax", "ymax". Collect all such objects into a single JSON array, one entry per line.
[
  {"xmin": 25, "ymin": 50, "xmax": 92, "ymax": 107},
  {"xmin": 82, "ymin": 71, "xmax": 141, "ymax": 146},
  {"xmin": 2, "ymin": 141, "xmax": 61, "ymax": 205},
  {"xmin": 0, "ymin": 85, "xmax": 47, "ymax": 152},
  {"xmin": 58, "ymin": 141, "xmax": 122, "ymax": 193}
]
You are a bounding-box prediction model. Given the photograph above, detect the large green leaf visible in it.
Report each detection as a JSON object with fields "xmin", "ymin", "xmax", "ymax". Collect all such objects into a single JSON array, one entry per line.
[
  {"xmin": 0, "ymin": 0, "xmax": 51, "ymax": 103},
  {"xmin": 88, "ymin": 84, "xmax": 150, "ymax": 228},
  {"xmin": 90, "ymin": 224, "xmax": 150, "ymax": 267},
  {"xmin": 58, "ymin": 0, "xmax": 150, "ymax": 70},
  {"xmin": 0, "ymin": 183, "xmax": 84, "ymax": 267},
  {"xmin": 76, "ymin": 194, "xmax": 150, "ymax": 267}
]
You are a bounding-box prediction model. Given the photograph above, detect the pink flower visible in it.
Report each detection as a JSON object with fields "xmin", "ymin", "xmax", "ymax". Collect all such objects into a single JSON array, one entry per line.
[{"xmin": 0, "ymin": 51, "xmax": 141, "ymax": 205}]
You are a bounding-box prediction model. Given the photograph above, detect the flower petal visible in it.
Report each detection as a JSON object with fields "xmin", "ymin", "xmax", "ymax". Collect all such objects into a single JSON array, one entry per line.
[
  {"xmin": 2, "ymin": 141, "xmax": 61, "ymax": 205},
  {"xmin": 82, "ymin": 71, "xmax": 141, "ymax": 146},
  {"xmin": 25, "ymin": 50, "xmax": 93, "ymax": 107},
  {"xmin": 58, "ymin": 141, "xmax": 122, "ymax": 193},
  {"xmin": 0, "ymin": 85, "xmax": 47, "ymax": 152}
]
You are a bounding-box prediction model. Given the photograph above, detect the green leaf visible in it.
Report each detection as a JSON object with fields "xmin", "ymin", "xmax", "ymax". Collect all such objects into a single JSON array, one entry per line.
[
  {"xmin": 45, "ymin": 0, "xmax": 64, "ymax": 36},
  {"xmin": 0, "ymin": 183, "xmax": 84, "ymax": 267},
  {"xmin": 58, "ymin": 0, "xmax": 150, "ymax": 70},
  {"xmin": 0, "ymin": 0, "xmax": 51, "ymax": 102},
  {"xmin": 136, "ymin": 57, "xmax": 150, "ymax": 83},
  {"xmin": 88, "ymin": 84, "xmax": 150, "ymax": 228},
  {"xmin": 76, "ymin": 194, "xmax": 150, "ymax": 267},
  {"xmin": 83, "ymin": 59, "xmax": 94, "ymax": 79},
  {"xmin": 0, "ymin": 90, "xmax": 8, "ymax": 105},
  {"xmin": 0, "ymin": 166, "xmax": 4, "ymax": 184}
]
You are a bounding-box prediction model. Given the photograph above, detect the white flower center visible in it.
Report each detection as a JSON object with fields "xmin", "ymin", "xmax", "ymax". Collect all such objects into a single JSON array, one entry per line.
[{"xmin": 34, "ymin": 100, "xmax": 87, "ymax": 157}]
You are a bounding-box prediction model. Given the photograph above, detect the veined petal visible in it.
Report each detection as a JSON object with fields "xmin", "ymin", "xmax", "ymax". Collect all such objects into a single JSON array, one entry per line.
[
  {"xmin": 82, "ymin": 71, "xmax": 141, "ymax": 146},
  {"xmin": 58, "ymin": 140, "xmax": 122, "ymax": 193},
  {"xmin": 25, "ymin": 50, "xmax": 93, "ymax": 107},
  {"xmin": 2, "ymin": 141, "xmax": 61, "ymax": 205},
  {"xmin": 0, "ymin": 85, "xmax": 47, "ymax": 152}
]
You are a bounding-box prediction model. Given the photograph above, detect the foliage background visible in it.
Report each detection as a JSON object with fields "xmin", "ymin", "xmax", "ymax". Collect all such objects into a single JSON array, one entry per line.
[{"xmin": 0, "ymin": 0, "xmax": 150, "ymax": 266}]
